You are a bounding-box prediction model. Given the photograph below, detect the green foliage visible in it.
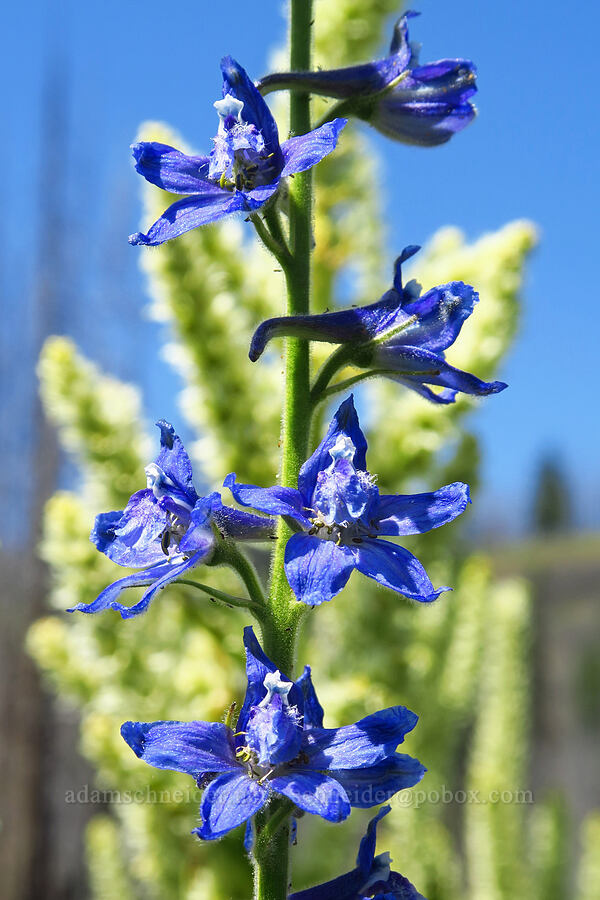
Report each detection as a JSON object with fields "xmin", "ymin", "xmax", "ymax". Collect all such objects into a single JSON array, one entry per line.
[
  {"xmin": 577, "ymin": 812, "xmax": 600, "ymax": 900},
  {"xmin": 529, "ymin": 793, "xmax": 570, "ymax": 900},
  {"xmin": 27, "ymin": 2, "xmax": 589, "ymax": 899}
]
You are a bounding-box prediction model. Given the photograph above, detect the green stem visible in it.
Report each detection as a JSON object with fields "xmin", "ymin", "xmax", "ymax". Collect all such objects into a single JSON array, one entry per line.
[
  {"xmin": 209, "ymin": 541, "xmax": 267, "ymax": 607},
  {"xmin": 312, "ymin": 368, "xmax": 394, "ymax": 405},
  {"xmin": 254, "ymin": 798, "xmax": 296, "ymax": 858},
  {"xmin": 175, "ymin": 578, "xmax": 266, "ymax": 616},
  {"xmin": 309, "ymin": 344, "xmax": 355, "ymax": 405},
  {"xmin": 250, "ymin": 213, "xmax": 292, "ymax": 271},
  {"xmin": 253, "ymin": 800, "xmax": 293, "ymax": 900},
  {"xmin": 254, "ymin": 1, "xmax": 314, "ymax": 897},
  {"xmin": 264, "ymin": 206, "xmax": 291, "ymax": 260},
  {"xmin": 264, "ymin": 0, "xmax": 314, "ymax": 667}
]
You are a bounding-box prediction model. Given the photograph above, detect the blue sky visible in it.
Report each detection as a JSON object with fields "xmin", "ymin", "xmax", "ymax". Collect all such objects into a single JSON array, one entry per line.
[{"xmin": 3, "ymin": 0, "xmax": 599, "ymax": 537}]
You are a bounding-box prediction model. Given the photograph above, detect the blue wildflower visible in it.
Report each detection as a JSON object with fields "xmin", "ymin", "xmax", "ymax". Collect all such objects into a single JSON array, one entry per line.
[
  {"xmin": 70, "ymin": 421, "xmax": 274, "ymax": 619},
  {"xmin": 290, "ymin": 806, "xmax": 425, "ymax": 899},
  {"xmin": 258, "ymin": 12, "xmax": 476, "ymax": 147},
  {"xmin": 129, "ymin": 57, "xmax": 346, "ymax": 246},
  {"xmin": 121, "ymin": 627, "xmax": 425, "ymax": 840},
  {"xmin": 225, "ymin": 396, "xmax": 469, "ymax": 606},
  {"xmin": 249, "ymin": 245, "xmax": 507, "ymax": 405}
]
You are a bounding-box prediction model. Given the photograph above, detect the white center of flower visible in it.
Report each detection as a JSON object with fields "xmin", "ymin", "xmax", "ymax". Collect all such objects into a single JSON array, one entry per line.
[
  {"xmin": 144, "ymin": 463, "xmax": 194, "ymax": 511},
  {"xmin": 360, "ymin": 851, "xmax": 392, "ymax": 894},
  {"xmin": 329, "ymin": 434, "xmax": 356, "ymax": 463},
  {"xmin": 260, "ymin": 670, "xmax": 293, "ymax": 707},
  {"xmin": 214, "ymin": 94, "xmax": 244, "ymax": 124}
]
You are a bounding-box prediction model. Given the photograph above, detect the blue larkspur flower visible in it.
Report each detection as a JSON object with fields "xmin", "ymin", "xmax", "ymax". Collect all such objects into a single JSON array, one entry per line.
[
  {"xmin": 121, "ymin": 627, "xmax": 425, "ymax": 840},
  {"xmin": 258, "ymin": 12, "xmax": 476, "ymax": 147},
  {"xmin": 290, "ymin": 806, "xmax": 425, "ymax": 899},
  {"xmin": 250, "ymin": 245, "xmax": 506, "ymax": 404},
  {"xmin": 225, "ymin": 396, "xmax": 470, "ymax": 606},
  {"xmin": 129, "ymin": 57, "xmax": 346, "ymax": 246},
  {"xmin": 69, "ymin": 421, "xmax": 274, "ymax": 619}
]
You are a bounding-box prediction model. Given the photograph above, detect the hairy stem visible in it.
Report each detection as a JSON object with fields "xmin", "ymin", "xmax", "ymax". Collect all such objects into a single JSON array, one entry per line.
[
  {"xmin": 176, "ymin": 578, "xmax": 267, "ymax": 620},
  {"xmin": 255, "ymin": 1, "xmax": 314, "ymax": 898},
  {"xmin": 309, "ymin": 344, "xmax": 356, "ymax": 405},
  {"xmin": 209, "ymin": 541, "xmax": 267, "ymax": 607},
  {"xmin": 251, "ymin": 212, "xmax": 292, "ymax": 271}
]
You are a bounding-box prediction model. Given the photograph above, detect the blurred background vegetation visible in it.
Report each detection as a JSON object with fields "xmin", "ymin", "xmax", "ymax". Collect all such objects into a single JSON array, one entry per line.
[{"xmin": 2, "ymin": 1, "xmax": 600, "ymax": 899}]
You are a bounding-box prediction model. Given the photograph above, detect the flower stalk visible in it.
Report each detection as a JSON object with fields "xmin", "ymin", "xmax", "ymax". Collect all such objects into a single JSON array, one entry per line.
[{"xmin": 256, "ymin": 0, "xmax": 314, "ymax": 896}]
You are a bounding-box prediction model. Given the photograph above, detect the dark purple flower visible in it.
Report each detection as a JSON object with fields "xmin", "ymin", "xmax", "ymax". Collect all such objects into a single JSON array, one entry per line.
[
  {"xmin": 129, "ymin": 57, "xmax": 346, "ymax": 246},
  {"xmin": 249, "ymin": 246, "xmax": 507, "ymax": 405},
  {"xmin": 70, "ymin": 421, "xmax": 274, "ymax": 619},
  {"xmin": 225, "ymin": 396, "xmax": 470, "ymax": 606},
  {"xmin": 258, "ymin": 13, "xmax": 476, "ymax": 147},
  {"xmin": 290, "ymin": 806, "xmax": 426, "ymax": 899},
  {"xmin": 121, "ymin": 627, "xmax": 425, "ymax": 840}
]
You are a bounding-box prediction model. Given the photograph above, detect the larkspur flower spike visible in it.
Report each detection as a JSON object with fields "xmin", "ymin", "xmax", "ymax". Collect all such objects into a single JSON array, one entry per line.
[
  {"xmin": 289, "ymin": 806, "xmax": 426, "ymax": 899},
  {"xmin": 225, "ymin": 396, "xmax": 470, "ymax": 606},
  {"xmin": 129, "ymin": 57, "xmax": 346, "ymax": 246},
  {"xmin": 258, "ymin": 11, "xmax": 477, "ymax": 147},
  {"xmin": 250, "ymin": 245, "xmax": 507, "ymax": 404},
  {"xmin": 70, "ymin": 421, "xmax": 274, "ymax": 618},
  {"xmin": 121, "ymin": 627, "xmax": 425, "ymax": 840}
]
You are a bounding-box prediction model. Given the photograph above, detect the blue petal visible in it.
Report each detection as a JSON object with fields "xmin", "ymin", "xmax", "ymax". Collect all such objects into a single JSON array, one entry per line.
[
  {"xmin": 374, "ymin": 346, "xmax": 508, "ymax": 400},
  {"xmin": 207, "ymin": 492, "xmax": 276, "ymax": 540},
  {"xmin": 67, "ymin": 560, "xmax": 174, "ymax": 616},
  {"xmin": 223, "ymin": 473, "xmax": 311, "ymax": 527},
  {"xmin": 242, "ymin": 181, "xmax": 280, "ymax": 206},
  {"xmin": 295, "ymin": 666, "xmax": 324, "ymax": 729},
  {"xmin": 280, "ymin": 119, "xmax": 347, "ymax": 177},
  {"xmin": 288, "ymin": 870, "xmax": 366, "ymax": 900},
  {"xmin": 129, "ymin": 189, "xmax": 248, "ymax": 246},
  {"xmin": 125, "ymin": 549, "xmax": 211, "ymax": 617},
  {"xmin": 177, "ymin": 504, "xmax": 216, "ymax": 555},
  {"xmin": 389, "ymin": 378, "xmax": 458, "ymax": 405},
  {"xmin": 131, "ymin": 142, "xmax": 211, "ymax": 193},
  {"xmin": 220, "ymin": 56, "xmax": 282, "ymax": 165},
  {"xmin": 120, "ymin": 720, "xmax": 238, "ymax": 777},
  {"xmin": 302, "ymin": 706, "xmax": 418, "ymax": 769},
  {"xmin": 388, "ymin": 282, "xmax": 478, "ymax": 353},
  {"xmin": 312, "ymin": 456, "xmax": 379, "ymax": 526},
  {"xmin": 94, "ymin": 490, "xmax": 166, "ymax": 568},
  {"xmin": 270, "ymin": 771, "xmax": 351, "ymax": 822},
  {"xmin": 385, "ymin": 871, "xmax": 427, "ymax": 899},
  {"xmin": 69, "ymin": 550, "xmax": 208, "ymax": 618},
  {"xmin": 246, "ymin": 693, "xmax": 303, "ymax": 766},
  {"xmin": 298, "ymin": 395, "xmax": 368, "ymax": 499},
  {"xmin": 154, "ymin": 420, "xmax": 197, "ymax": 502},
  {"xmin": 238, "ymin": 627, "xmax": 303, "ymax": 733},
  {"xmin": 90, "ymin": 510, "xmax": 122, "ymax": 555},
  {"xmin": 357, "ymin": 805, "xmax": 391, "ymax": 876},
  {"xmin": 372, "ymin": 60, "xmax": 477, "ymax": 147},
  {"xmin": 330, "ymin": 753, "xmax": 426, "ymax": 808},
  {"xmin": 374, "ymin": 482, "xmax": 470, "ymax": 536},
  {"xmin": 284, "ymin": 534, "xmax": 355, "ymax": 606},
  {"xmin": 195, "ymin": 770, "xmax": 268, "ymax": 840},
  {"xmin": 355, "ymin": 539, "xmax": 449, "ymax": 603}
]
